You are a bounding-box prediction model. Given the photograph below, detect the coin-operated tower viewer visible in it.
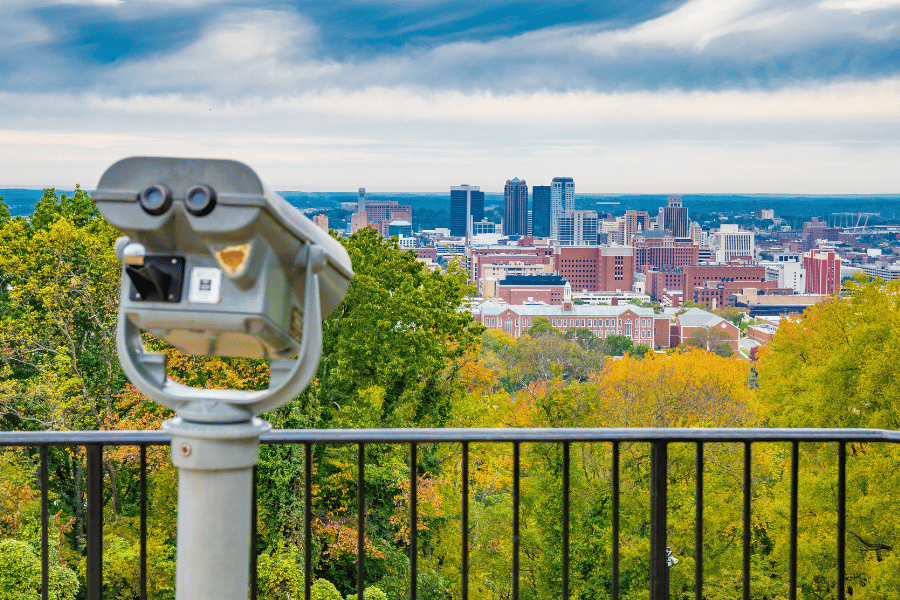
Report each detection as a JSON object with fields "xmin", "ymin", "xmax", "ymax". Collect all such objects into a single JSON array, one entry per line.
[{"xmin": 93, "ymin": 157, "xmax": 353, "ymax": 600}]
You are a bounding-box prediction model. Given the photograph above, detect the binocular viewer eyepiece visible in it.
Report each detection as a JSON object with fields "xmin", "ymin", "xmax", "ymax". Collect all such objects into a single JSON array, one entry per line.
[{"xmin": 93, "ymin": 156, "xmax": 354, "ymax": 422}]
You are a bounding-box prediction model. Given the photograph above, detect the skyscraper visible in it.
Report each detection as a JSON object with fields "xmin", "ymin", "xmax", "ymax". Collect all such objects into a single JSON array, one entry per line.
[
  {"xmin": 503, "ymin": 178, "xmax": 528, "ymax": 236},
  {"xmin": 659, "ymin": 195, "xmax": 690, "ymax": 239},
  {"xmin": 450, "ymin": 185, "xmax": 484, "ymax": 238},
  {"xmin": 558, "ymin": 210, "xmax": 599, "ymax": 245},
  {"xmin": 550, "ymin": 177, "xmax": 574, "ymax": 240},
  {"xmin": 532, "ymin": 185, "xmax": 551, "ymax": 238}
]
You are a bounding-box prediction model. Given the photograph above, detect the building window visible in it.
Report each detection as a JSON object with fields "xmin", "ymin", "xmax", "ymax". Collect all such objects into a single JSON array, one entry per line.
[
  {"xmin": 624, "ymin": 321, "xmax": 632, "ymax": 337},
  {"xmin": 505, "ymin": 319, "xmax": 512, "ymax": 332}
]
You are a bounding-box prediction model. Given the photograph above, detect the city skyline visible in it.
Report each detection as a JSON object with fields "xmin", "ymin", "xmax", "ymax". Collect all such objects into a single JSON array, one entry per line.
[{"xmin": 0, "ymin": 0, "xmax": 898, "ymax": 192}]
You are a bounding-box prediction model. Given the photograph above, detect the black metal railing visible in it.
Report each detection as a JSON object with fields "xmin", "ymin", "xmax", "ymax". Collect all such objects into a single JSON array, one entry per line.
[{"xmin": 2, "ymin": 427, "xmax": 899, "ymax": 600}]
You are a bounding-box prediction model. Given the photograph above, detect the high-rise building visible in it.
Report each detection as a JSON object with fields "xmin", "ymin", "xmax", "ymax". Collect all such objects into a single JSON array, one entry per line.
[
  {"xmin": 450, "ymin": 185, "xmax": 484, "ymax": 238},
  {"xmin": 714, "ymin": 224, "xmax": 755, "ymax": 263},
  {"xmin": 365, "ymin": 201, "xmax": 412, "ymax": 228},
  {"xmin": 358, "ymin": 188, "xmax": 366, "ymax": 214},
  {"xmin": 555, "ymin": 245, "xmax": 634, "ymax": 292},
  {"xmin": 632, "ymin": 232, "xmax": 699, "ymax": 273},
  {"xmin": 558, "ymin": 210, "xmax": 599, "ymax": 246},
  {"xmin": 623, "ymin": 210, "xmax": 651, "ymax": 245},
  {"xmin": 804, "ymin": 249, "xmax": 841, "ymax": 294},
  {"xmin": 550, "ymin": 177, "xmax": 574, "ymax": 240},
  {"xmin": 503, "ymin": 178, "xmax": 528, "ymax": 236},
  {"xmin": 659, "ymin": 195, "xmax": 690, "ymax": 239},
  {"xmin": 313, "ymin": 214, "xmax": 328, "ymax": 232},
  {"xmin": 532, "ymin": 185, "xmax": 551, "ymax": 238}
]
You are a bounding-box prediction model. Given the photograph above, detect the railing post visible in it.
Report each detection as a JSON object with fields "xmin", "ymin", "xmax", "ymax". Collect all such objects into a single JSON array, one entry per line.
[
  {"xmin": 649, "ymin": 442, "xmax": 668, "ymax": 600},
  {"xmin": 40, "ymin": 446, "xmax": 49, "ymax": 600},
  {"xmin": 86, "ymin": 444, "xmax": 104, "ymax": 600},
  {"xmin": 410, "ymin": 442, "xmax": 418, "ymax": 600}
]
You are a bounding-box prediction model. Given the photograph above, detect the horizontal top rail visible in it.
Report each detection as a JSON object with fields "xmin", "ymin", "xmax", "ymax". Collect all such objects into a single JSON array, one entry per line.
[{"xmin": 1, "ymin": 427, "xmax": 899, "ymax": 446}]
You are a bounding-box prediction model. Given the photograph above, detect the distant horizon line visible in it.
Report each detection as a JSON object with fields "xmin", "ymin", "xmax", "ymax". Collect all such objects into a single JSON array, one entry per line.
[{"xmin": 2, "ymin": 187, "xmax": 898, "ymax": 199}]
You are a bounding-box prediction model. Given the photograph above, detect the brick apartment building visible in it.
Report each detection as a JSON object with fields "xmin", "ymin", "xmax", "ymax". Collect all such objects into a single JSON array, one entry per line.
[
  {"xmin": 555, "ymin": 245, "xmax": 634, "ymax": 292},
  {"xmin": 682, "ymin": 264, "xmax": 767, "ymax": 302},
  {"xmin": 364, "ymin": 200, "xmax": 412, "ymax": 228},
  {"xmin": 804, "ymin": 249, "xmax": 841, "ymax": 295},
  {"xmin": 645, "ymin": 269, "xmax": 685, "ymax": 306},
  {"xmin": 632, "ymin": 232, "xmax": 699, "ymax": 273},
  {"xmin": 469, "ymin": 246, "xmax": 554, "ymax": 284},
  {"xmin": 469, "ymin": 244, "xmax": 634, "ymax": 294}
]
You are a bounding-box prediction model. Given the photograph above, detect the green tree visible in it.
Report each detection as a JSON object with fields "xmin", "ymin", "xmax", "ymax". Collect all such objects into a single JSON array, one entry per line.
[
  {"xmin": 311, "ymin": 227, "xmax": 482, "ymax": 428},
  {"xmin": 346, "ymin": 585, "xmax": 389, "ymax": 600},
  {"xmin": 603, "ymin": 334, "xmax": 632, "ymax": 356},
  {"xmin": 525, "ymin": 317, "xmax": 556, "ymax": 337},
  {"xmin": 756, "ymin": 275, "xmax": 900, "ymax": 597},
  {"xmin": 628, "ymin": 342, "xmax": 651, "ymax": 358}
]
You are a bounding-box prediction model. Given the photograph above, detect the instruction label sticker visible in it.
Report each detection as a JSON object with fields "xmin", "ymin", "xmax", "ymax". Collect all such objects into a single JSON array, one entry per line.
[{"xmin": 189, "ymin": 267, "xmax": 222, "ymax": 304}]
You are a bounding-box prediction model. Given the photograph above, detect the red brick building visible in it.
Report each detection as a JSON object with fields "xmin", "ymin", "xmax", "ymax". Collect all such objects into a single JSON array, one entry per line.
[
  {"xmin": 469, "ymin": 246, "xmax": 554, "ymax": 283},
  {"xmin": 804, "ymin": 249, "xmax": 841, "ymax": 295},
  {"xmin": 682, "ymin": 264, "xmax": 766, "ymax": 303},
  {"xmin": 497, "ymin": 275, "xmax": 568, "ymax": 305},
  {"xmin": 696, "ymin": 281, "xmax": 782, "ymax": 309},
  {"xmin": 471, "ymin": 299, "xmax": 670, "ymax": 347},
  {"xmin": 646, "ymin": 269, "xmax": 685, "ymax": 305},
  {"xmin": 632, "ymin": 232, "xmax": 699, "ymax": 273},
  {"xmin": 414, "ymin": 247, "xmax": 437, "ymax": 261},
  {"xmin": 365, "ymin": 201, "xmax": 412, "ymax": 227},
  {"xmin": 555, "ymin": 246, "xmax": 634, "ymax": 292}
]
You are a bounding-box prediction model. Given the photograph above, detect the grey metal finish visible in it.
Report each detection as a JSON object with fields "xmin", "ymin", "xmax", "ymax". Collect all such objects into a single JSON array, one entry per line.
[
  {"xmin": 165, "ymin": 418, "xmax": 269, "ymax": 600},
  {"xmin": 92, "ymin": 156, "xmax": 353, "ymax": 421},
  {"xmin": 5, "ymin": 427, "xmax": 900, "ymax": 446},
  {"xmin": 90, "ymin": 156, "xmax": 355, "ymax": 600}
]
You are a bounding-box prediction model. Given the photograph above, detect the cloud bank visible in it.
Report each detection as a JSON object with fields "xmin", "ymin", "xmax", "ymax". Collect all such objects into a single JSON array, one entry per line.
[{"xmin": 0, "ymin": 0, "xmax": 897, "ymax": 191}]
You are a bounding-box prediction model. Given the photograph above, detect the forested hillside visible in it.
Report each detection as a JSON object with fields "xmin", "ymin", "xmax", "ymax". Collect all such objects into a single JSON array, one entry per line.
[{"xmin": 0, "ymin": 190, "xmax": 898, "ymax": 599}]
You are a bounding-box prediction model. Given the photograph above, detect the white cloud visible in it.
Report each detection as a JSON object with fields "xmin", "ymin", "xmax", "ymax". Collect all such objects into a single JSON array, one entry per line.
[
  {"xmin": 819, "ymin": 0, "xmax": 900, "ymax": 11},
  {"xmin": 106, "ymin": 8, "xmax": 341, "ymax": 94},
  {"xmin": 0, "ymin": 78, "xmax": 896, "ymax": 192},
  {"xmin": 577, "ymin": 0, "xmax": 899, "ymax": 57}
]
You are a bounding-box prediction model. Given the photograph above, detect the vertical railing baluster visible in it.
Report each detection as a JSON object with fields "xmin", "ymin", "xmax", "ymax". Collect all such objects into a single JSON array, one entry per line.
[
  {"xmin": 40, "ymin": 446, "xmax": 49, "ymax": 600},
  {"xmin": 140, "ymin": 444, "xmax": 147, "ymax": 600},
  {"xmin": 410, "ymin": 442, "xmax": 417, "ymax": 600},
  {"xmin": 86, "ymin": 444, "xmax": 103, "ymax": 600},
  {"xmin": 512, "ymin": 442, "xmax": 520, "ymax": 600},
  {"xmin": 305, "ymin": 443, "xmax": 313, "ymax": 600},
  {"xmin": 649, "ymin": 442, "xmax": 668, "ymax": 600},
  {"xmin": 612, "ymin": 442, "xmax": 620, "ymax": 600},
  {"xmin": 358, "ymin": 443, "xmax": 365, "ymax": 600},
  {"xmin": 694, "ymin": 442, "xmax": 703, "ymax": 600},
  {"xmin": 743, "ymin": 442, "xmax": 751, "ymax": 600},
  {"xmin": 790, "ymin": 441, "xmax": 798, "ymax": 600},
  {"xmin": 838, "ymin": 442, "xmax": 846, "ymax": 600},
  {"xmin": 562, "ymin": 441, "xmax": 570, "ymax": 600},
  {"xmin": 250, "ymin": 465, "xmax": 258, "ymax": 600},
  {"xmin": 462, "ymin": 442, "xmax": 469, "ymax": 600}
]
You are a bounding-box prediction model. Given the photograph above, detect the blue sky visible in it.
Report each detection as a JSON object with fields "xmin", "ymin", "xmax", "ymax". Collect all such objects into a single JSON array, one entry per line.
[{"xmin": 1, "ymin": 0, "xmax": 898, "ymax": 192}]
